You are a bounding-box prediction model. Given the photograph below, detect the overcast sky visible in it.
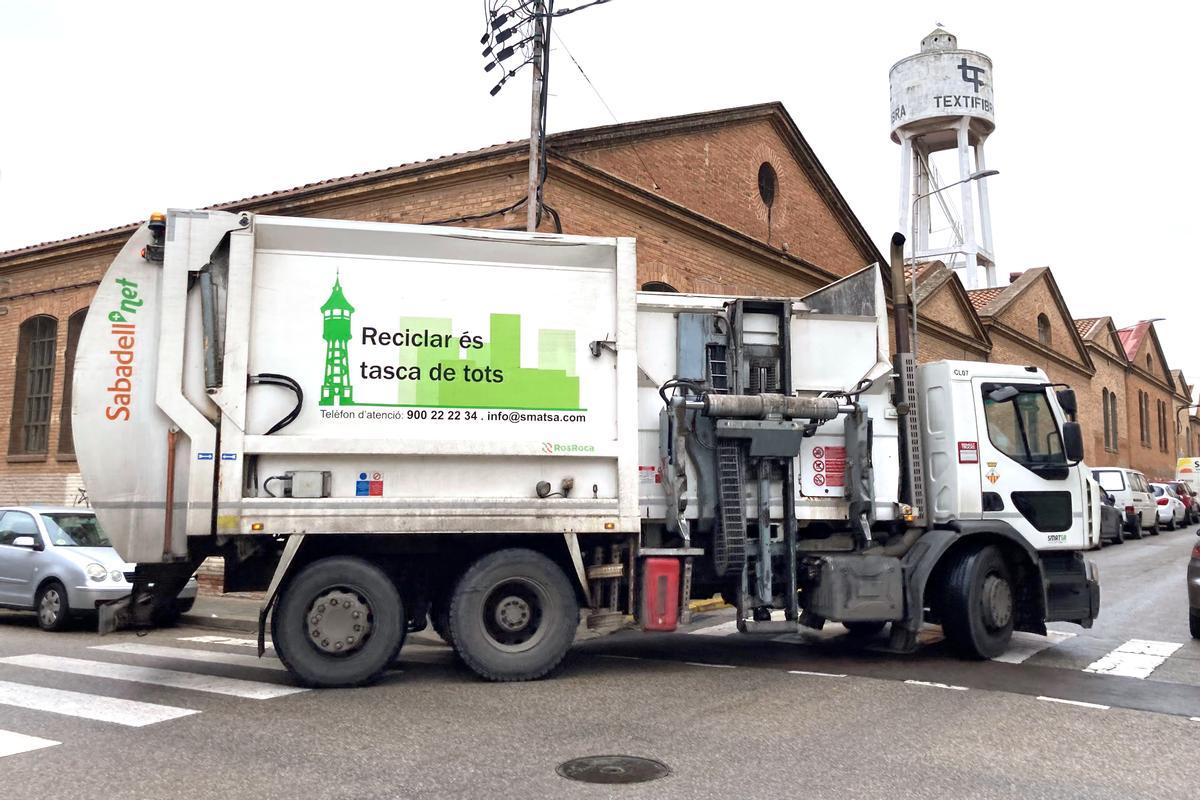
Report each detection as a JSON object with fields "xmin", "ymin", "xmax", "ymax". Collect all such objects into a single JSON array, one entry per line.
[{"xmin": 2, "ymin": 1, "xmax": 1196, "ymax": 398}]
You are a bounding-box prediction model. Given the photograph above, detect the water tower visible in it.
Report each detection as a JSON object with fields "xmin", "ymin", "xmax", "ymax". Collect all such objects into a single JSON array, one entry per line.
[{"xmin": 890, "ymin": 28, "xmax": 997, "ymax": 289}]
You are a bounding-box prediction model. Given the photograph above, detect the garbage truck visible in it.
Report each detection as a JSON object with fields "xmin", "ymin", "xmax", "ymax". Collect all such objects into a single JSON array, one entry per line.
[{"xmin": 72, "ymin": 210, "xmax": 1100, "ymax": 687}]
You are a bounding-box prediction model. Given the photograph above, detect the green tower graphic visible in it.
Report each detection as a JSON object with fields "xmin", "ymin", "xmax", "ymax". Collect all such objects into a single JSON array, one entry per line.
[{"xmin": 320, "ymin": 274, "xmax": 355, "ymax": 405}]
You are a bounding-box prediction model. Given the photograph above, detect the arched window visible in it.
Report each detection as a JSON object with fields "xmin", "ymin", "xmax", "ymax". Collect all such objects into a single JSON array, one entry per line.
[
  {"xmin": 1037, "ymin": 313, "xmax": 1052, "ymax": 346},
  {"xmin": 9, "ymin": 315, "xmax": 58, "ymax": 456},
  {"xmin": 1146, "ymin": 354, "xmax": 1153, "ymax": 371},
  {"xmin": 1101, "ymin": 389, "xmax": 1112, "ymax": 451},
  {"xmin": 640, "ymin": 281, "xmax": 678, "ymax": 293},
  {"xmin": 57, "ymin": 309, "xmax": 88, "ymax": 457},
  {"xmin": 1109, "ymin": 389, "xmax": 1118, "ymax": 451}
]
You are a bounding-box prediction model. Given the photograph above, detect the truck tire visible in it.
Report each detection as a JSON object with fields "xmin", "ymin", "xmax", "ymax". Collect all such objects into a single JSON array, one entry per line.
[
  {"xmin": 940, "ymin": 545, "xmax": 1014, "ymax": 660},
  {"xmin": 272, "ymin": 556, "xmax": 404, "ymax": 688},
  {"xmin": 35, "ymin": 580, "xmax": 70, "ymax": 632},
  {"xmin": 449, "ymin": 548, "xmax": 578, "ymax": 682}
]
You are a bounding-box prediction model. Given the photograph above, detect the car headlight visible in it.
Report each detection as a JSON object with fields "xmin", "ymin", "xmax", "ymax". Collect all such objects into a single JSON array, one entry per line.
[{"xmin": 85, "ymin": 563, "xmax": 108, "ymax": 582}]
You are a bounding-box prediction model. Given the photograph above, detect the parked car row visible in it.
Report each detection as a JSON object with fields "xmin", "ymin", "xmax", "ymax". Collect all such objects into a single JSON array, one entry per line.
[
  {"xmin": 1091, "ymin": 467, "xmax": 1198, "ymax": 543},
  {"xmin": 0, "ymin": 506, "xmax": 197, "ymax": 631}
]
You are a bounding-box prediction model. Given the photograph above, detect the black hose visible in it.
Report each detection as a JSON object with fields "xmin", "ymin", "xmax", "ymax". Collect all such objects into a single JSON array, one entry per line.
[{"xmin": 249, "ymin": 373, "xmax": 303, "ymax": 434}]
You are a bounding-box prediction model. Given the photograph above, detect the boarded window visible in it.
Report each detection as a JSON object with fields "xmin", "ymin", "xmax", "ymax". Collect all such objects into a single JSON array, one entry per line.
[
  {"xmin": 9, "ymin": 315, "xmax": 58, "ymax": 455},
  {"xmin": 57, "ymin": 309, "xmax": 87, "ymax": 456}
]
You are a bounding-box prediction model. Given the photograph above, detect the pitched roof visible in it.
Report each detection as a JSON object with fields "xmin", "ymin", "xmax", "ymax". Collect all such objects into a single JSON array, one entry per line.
[
  {"xmin": 1073, "ymin": 317, "xmax": 1101, "ymax": 337},
  {"xmin": 966, "ymin": 286, "xmax": 1004, "ymax": 311},
  {"xmin": 0, "ymin": 102, "xmax": 885, "ymax": 270},
  {"xmin": 1116, "ymin": 322, "xmax": 1148, "ymax": 361}
]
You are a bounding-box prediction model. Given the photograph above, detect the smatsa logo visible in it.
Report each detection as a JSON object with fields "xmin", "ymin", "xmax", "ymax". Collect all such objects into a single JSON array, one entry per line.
[{"xmin": 104, "ymin": 277, "xmax": 143, "ymax": 421}]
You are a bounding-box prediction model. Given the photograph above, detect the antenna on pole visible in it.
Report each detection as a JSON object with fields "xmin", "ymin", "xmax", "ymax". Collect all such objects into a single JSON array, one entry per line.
[{"xmin": 480, "ymin": 0, "xmax": 615, "ymax": 231}]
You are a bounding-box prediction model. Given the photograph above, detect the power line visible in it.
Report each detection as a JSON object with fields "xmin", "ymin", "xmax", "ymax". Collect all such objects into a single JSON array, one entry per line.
[{"xmin": 552, "ymin": 29, "xmax": 660, "ymax": 190}]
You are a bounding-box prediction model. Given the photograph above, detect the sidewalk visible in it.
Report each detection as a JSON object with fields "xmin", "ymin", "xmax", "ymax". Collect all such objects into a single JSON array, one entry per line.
[{"xmin": 180, "ymin": 593, "xmax": 729, "ymax": 634}]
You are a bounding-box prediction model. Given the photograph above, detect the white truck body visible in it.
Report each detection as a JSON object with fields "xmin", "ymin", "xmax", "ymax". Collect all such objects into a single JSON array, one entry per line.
[{"xmin": 70, "ymin": 210, "xmax": 1099, "ymax": 687}]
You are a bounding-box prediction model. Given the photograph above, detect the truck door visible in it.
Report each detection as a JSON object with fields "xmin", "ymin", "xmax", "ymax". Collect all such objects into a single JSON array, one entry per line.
[{"xmin": 975, "ymin": 382, "xmax": 1083, "ymax": 549}]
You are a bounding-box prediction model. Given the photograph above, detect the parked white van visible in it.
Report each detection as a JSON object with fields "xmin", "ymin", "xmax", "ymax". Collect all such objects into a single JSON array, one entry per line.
[{"xmin": 1092, "ymin": 467, "xmax": 1160, "ymax": 539}]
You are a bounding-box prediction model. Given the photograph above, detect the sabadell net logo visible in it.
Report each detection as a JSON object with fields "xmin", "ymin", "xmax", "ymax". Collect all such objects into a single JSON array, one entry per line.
[{"xmin": 543, "ymin": 442, "xmax": 595, "ymax": 455}]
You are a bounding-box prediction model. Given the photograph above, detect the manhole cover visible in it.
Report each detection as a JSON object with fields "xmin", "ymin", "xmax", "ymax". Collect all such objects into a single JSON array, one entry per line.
[{"xmin": 557, "ymin": 755, "xmax": 671, "ymax": 784}]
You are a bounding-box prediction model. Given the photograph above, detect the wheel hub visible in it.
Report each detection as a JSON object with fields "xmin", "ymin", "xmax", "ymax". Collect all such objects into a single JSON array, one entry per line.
[
  {"xmin": 307, "ymin": 589, "xmax": 372, "ymax": 655},
  {"xmin": 39, "ymin": 590, "xmax": 60, "ymax": 626},
  {"xmin": 494, "ymin": 595, "xmax": 532, "ymax": 632},
  {"xmin": 981, "ymin": 574, "xmax": 1013, "ymax": 630}
]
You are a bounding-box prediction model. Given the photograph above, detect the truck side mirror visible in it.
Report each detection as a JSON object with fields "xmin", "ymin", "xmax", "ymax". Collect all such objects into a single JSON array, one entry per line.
[
  {"xmin": 1055, "ymin": 388, "xmax": 1077, "ymax": 421},
  {"xmin": 11, "ymin": 535, "xmax": 40, "ymax": 550},
  {"xmin": 1062, "ymin": 421, "xmax": 1084, "ymax": 464}
]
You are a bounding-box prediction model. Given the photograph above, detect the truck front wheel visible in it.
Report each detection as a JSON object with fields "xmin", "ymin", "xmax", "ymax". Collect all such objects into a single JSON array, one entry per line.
[
  {"xmin": 272, "ymin": 556, "xmax": 405, "ymax": 688},
  {"xmin": 449, "ymin": 548, "xmax": 579, "ymax": 682},
  {"xmin": 940, "ymin": 545, "xmax": 1014, "ymax": 659}
]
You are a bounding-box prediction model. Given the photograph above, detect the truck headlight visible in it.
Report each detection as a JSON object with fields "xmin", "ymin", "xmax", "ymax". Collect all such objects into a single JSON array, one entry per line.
[
  {"xmin": 109, "ymin": 570, "xmax": 123, "ymax": 582},
  {"xmin": 85, "ymin": 563, "xmax": 108, "ymax": 582}
]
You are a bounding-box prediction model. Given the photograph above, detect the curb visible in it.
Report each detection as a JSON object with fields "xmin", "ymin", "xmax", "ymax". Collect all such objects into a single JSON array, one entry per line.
[{"xmin": 179, "ymin": 613, "xmax": 258, "ymax": 634}]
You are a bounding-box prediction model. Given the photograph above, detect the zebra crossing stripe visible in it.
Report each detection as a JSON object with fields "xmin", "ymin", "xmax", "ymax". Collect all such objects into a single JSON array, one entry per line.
[
  {"xmin": 0, "ymin": 655, "xmax": 305, "ymax": 700},
  {"xmin": 992, "ymin": 630, "xmax": 1077, "ymax": 664},
  {"xmin": 0, "ymin": 729, "xmax": 59, "ymax": 758},
  {"xmin": 90, "ymin": 643, "xmax": 287, "ymax": 671},
  {"xmin": 0, "ymin": 679, "xmax": 198, "ymax": 727},
  {"xmin": 1083, "ymin": 639, "xmax": 1183, "ymax": 680},
  {"xmin": 178, "ymin": 635, "xmax": 273, "ymax": 649}
]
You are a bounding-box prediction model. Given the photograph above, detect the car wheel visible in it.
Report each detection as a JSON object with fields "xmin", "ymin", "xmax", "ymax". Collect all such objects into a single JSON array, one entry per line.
[
  {"xmin": 35, "ymin": 580, "xmax": 71, "ymax": 632},
  {"xmin": 1191, "ymin": 610, "xmax": 1200, "ymax": 640},
  {"xmin": 940, "ymin": 545, "xmax": 1015, "ymax": 660},
  {"xmin": 1111, "ymin": 526, "xmax": 1125, "ymax": 545},
  {"xmin": 1167, "ymin": 515, "xmax": 1177, "ymax": 531},
  {"xmin": 1130, "ymin": 518, "xmax": 1144, "ymax": 540},
  {"xmin": 175, "ymin": 597, "xmax": 195, "ymax": 614}
]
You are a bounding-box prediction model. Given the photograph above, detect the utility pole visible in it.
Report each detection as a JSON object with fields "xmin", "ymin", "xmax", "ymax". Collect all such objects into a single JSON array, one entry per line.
[{"xmin": 527, "ymin": 1, "xmax": 546, "ymax": 231}]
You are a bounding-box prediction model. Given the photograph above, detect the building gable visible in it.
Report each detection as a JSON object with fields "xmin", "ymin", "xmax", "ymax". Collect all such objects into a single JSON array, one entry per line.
[
  {"xmin": 557, "ymin": 103, "xmax": 882, "ymax": 278},
  {"xmin": 978, "ymin": 268, "xmax": 1092, "ymax": 373},
  {"xmin": 909, "ymin": 262, "xmax": 989, "ymax": 352},
  {"xmin": 1120, "ymin": 323, "xmax": 1175, "ymax": 389}
]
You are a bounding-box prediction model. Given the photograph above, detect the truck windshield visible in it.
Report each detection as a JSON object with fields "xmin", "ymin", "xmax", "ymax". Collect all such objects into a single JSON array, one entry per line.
[
  {"xmin": 40, "ymin": 513, "xmax": 111, "ymax": 547},
  {"xmin": 981, "ymin": 385, "xmax": 1065, "ymax": 467}
]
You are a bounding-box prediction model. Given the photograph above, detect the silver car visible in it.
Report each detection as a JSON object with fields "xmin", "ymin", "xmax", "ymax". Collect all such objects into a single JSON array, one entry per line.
[
  {"xmin": 1190, "ymin": 532, "xmax": 1200, "ymax": 639},
  {"xmin": 0, "ymin": 506, "xmax": 197, "ymax": 631}
]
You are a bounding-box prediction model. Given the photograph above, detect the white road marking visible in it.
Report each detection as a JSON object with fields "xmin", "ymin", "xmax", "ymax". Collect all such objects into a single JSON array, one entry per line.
[
  {"xmin": 688, "ymin": 620, "xmax": 741, "ymax": 636},
  {"xmin": 0, "ymin": 729, "xmax": 59, "ymax": 758},
  {"xmin": 992, "ymin": 630, "xmax": 1077, "ymax": 664},
  {"xmin": 904, "ymin": 679, "xmax": 968, "ymax": 691},
  {"xmin": 1083, "ymin": 639, "xmax": 1183, "ymax": 679},
  {"xmin": 1037, "ymin": 695, "xmax": 1109, "ymax": 710},
  {"xmin": 0, "ymin": 680, "xmax": 198, "ymax": 727},
  {"xmin": 178, "ymin": 635, "xmax": 272, "ymax": 649},
  {"xmin": 788, "ymin": 669, "xmax": 847, "ymax": 678},
  {"xmin": 1191, "ymin": 717, "xmax": 1200, "ymax": 723},
  {"xmin": 90, "ymin": 643, "xmax": 286, "ymax": 671},
  {"xmin": 0, "ymin": 655, "xmax": 306, "ymax": 700},
  {"xmin": 684, "ymin": 662, "xmax": 736, "ymax": 669}
]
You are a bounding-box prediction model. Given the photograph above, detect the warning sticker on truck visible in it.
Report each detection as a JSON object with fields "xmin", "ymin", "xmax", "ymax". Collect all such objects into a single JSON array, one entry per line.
[{"xmin": 800, "ymin": 440, "xmax": 846, "ymax": 497}]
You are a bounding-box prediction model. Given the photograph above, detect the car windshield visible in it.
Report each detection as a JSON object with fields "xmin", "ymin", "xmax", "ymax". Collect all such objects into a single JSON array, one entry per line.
[{"xmin": 40, "ymin": 513, "xmax": 111, "ymax": 547}]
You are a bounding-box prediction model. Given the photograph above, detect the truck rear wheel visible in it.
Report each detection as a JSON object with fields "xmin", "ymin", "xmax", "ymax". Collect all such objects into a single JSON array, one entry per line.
[
  {"xmin": 940, "ymin": 545, "xmax": 1014, "ymax": 659},
  {"xmin": 449, "ymin": 548, "xmax": 578, "ymax": 682},
  {"xmin": 272, "ymin": 556, "xmax": 405, "ymax": 688}
]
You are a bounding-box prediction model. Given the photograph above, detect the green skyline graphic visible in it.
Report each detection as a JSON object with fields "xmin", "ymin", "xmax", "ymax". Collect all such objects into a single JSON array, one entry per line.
[{"xmin": 318, "ymin": 275, "xmax": 581, "ymax": 410}]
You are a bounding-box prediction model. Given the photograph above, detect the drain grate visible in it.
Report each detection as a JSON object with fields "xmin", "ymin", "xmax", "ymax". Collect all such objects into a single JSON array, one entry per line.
[{"xmin": 557, "ymin": 755, "xmax": 671, "ymax": 785}]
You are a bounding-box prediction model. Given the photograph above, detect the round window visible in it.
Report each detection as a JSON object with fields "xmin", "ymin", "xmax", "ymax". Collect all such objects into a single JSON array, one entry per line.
[{"xmin": 757, "ymin": 162, "xmax": 777, "ymax": 208}]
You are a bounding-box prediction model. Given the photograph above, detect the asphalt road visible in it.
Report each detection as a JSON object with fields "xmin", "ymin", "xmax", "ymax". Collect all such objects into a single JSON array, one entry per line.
[{"xmin": 0, "ymin": 528, "xmax": 1196, "ymax": 799}]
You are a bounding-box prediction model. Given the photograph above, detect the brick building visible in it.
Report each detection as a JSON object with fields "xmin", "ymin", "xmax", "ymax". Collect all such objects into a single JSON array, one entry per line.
[{"xmin": 0, "ymin": 100, "xmax": 1193, "ymax": 504}]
